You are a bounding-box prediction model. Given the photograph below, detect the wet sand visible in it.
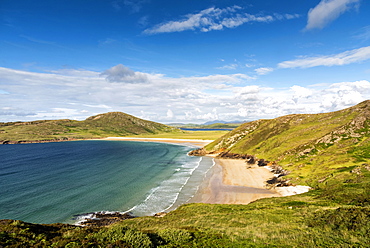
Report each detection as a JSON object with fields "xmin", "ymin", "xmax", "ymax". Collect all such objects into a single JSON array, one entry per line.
[{"xmin": 190, "ymin": 158, "xmax": 279, "ymax": 204}]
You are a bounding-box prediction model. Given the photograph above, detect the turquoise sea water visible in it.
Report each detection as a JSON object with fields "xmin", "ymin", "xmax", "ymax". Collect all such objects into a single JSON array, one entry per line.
[{"xmin": 0, "ymin": 140, "xmax": 214, "ymax": 224}]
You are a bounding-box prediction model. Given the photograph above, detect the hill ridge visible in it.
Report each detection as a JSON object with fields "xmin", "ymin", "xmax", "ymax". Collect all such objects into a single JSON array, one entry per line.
[
  {"xmin": 202, "ymin": 100, "xmax": 370, "ymax": 184},
  {"xmin": 0, "ymin": 112, "xmax": 178, "ymax": 144}
]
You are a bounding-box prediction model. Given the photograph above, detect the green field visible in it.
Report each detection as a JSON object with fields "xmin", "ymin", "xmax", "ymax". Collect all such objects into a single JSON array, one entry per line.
[{"xmin": 134, "ymin": 130, "xmax": 229, "ymax": 140}]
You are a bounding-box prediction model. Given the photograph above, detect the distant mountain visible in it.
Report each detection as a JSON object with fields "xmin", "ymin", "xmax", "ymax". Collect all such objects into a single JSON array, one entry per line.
[
  {"xmin": 0, "ymin": 112, "xmax": 178, "ymax": 144},
  {"xmin": 203, "ymin": 120, "xmax": 246, "ymax": 125},
  {"xmin": 168, "ymin": 121, "xmax": 244, "ymax": 129},
  {"xmin": 202, "ymin": 100, "xmax": 370, "ymax": 184}
]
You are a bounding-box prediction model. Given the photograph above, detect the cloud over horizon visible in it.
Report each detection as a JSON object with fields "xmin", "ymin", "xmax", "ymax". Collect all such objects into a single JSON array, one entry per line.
[{"xmin": 1, "ymin": 66, "xmax": 369, "ymax": 124}]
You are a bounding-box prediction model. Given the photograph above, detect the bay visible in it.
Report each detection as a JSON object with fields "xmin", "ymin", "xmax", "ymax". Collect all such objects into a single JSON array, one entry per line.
[{"xmin": 0, "ymin": 140, "xmax": 213, "ymax": 224}]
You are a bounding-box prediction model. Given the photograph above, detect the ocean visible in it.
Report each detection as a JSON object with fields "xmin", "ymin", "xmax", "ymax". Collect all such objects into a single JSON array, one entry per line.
[{"xmin": 0, "ymin": 140, "xmax": 214, "ymax": 224}]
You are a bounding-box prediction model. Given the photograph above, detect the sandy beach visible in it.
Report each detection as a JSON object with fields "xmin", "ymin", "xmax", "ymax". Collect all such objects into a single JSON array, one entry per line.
[
  {"xmin": 190, "ymin": 158, "xmax": 279, "ymax": 204},
  {"xmin": 102, "ymin": 137, "xmax": 294, "ymax": 205},
  {"xmin": 102, "ymin": 137, "xmax": 213, "ymax": 147}
]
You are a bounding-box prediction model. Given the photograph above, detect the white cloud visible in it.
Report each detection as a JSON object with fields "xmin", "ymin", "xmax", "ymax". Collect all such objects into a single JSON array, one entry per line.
[
  {"xmin": 234, "ymin": 85, "xmax": 261, "ymax": 101},
  {"xmin": 144, "ymin": 6, "xmax": 299, "ymax": 34},
  {"xmin": 254, "ymin": 67, "xmax": 274, "ymax": 75},
  {"xmin": 101, "ymin": 64, "xmax": 149, "ymax": 83},
  {"xmin": 290, "ymin": 85, "xmax": 313, "ymax": 103},
  {"xmin": 305, "ymin": 0, "xmax": 360, "ymax": 30},
  {"xmin": 1, "ymin": 66, "xmax": 369, "ymax": 123},
  {"xmin": 217, "ymin": 64, "xmax": 238, "ymax": 70},
  {"xmin": 166, "ymin": 109, "xmax": 175, "ymax": 119},
  {"xmin": 320, "ymin": 80, "xmax": 370, "ymax": 108},
  {"xmin": 278, "ymin": 46, "xmax": 370, "ymax": 69}
]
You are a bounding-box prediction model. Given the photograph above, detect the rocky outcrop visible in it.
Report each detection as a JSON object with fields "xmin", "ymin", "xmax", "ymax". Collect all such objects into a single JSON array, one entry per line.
[
  {"xmin": 188, "ymin": 148, "xmax": 208, "ymax": 156},
  {"xmin": 75, "ymin": 211, "xmax": 135, "ymax": 227},
  {"xmin": 189, "ymin": 149, "xmax": 274, "ymax": 167}
]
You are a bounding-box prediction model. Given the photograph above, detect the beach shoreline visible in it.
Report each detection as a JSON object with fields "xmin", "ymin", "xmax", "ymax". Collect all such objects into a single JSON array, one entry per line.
[
  {"xmin": 190, "ymin": 158, "xmax": 280, "ymax": 205},
  {"xmin": 103, "ymin": 137, "xmax": 309, "ymax": 206},
  {"xmin": 101, "ymin": 137, "xmax": 214, "ymax": 148}
]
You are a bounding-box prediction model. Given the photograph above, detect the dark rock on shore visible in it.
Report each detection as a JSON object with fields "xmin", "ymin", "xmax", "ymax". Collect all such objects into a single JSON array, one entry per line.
[
  {"xmin": 188, "ymin": 148, "xmax": 208, "ymax": 156},
  {"xmin": 217, "ymin": 151, "xmax": 255, "ymax": 160},
  {"xmin": 153, "ymin": 212, "xmax": 167, "ymax": 217},
  {"xmin": 75, "ymin": 212, "xmax": 136, "ymax": 227},
  {"xmin": 189, "ymin": 148, "xmax": 292, "ymax": 188}
]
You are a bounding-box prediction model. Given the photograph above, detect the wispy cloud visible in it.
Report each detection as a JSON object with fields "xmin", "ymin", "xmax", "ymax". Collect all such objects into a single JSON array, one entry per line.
[
  {"xmin": 20, "ymin": 35, "xmax": 57, "ymax": 46},
  {"xmin": 353, "ymin": 25, "xmax": 370, "ymax": 41},
  {"xmin": 112, "ymin": 0, "xmax": 149, "ymax": 13},
  {"xmin": 254, "ymin": 67, "xmax": 274, "ymax": 75},
  {"xmin": 217, "ymin": 64, "xmax": 238, "ymax": 70},
  {"xmin": 305, "ymin": 0, "xmax": 360, "ymax": 30},
  {"xmin": 143, "ymin": 6, "xmax": 299, "ymax": 35},
  {"xmin": 278, "ymin": 46, "xmax": 370, "ymax": 69},
  {"xmin": 20, "ymin": 35, "xmax": 71, "ymax": 50}
]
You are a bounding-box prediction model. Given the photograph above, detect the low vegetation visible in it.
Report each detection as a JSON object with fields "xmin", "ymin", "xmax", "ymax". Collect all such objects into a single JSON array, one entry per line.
[
  {"xmin": 0, "ymin": 112, "xmax": 179, "ymax": 144},
  {"xmin": 205, "ymin": 100, "xmax": 370, "ymax": 186},
  {"xmin": 1, "ymin": 101, "xmax": 369, "ymax": 247},
  {"xmin": 1, "ymin": 166, "xmax": 369, "ymax": 247}
]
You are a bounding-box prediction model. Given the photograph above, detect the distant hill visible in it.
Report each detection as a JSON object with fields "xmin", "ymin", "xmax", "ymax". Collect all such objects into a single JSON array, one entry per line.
[
  {"xmin": 203, "ymin": 120, "xmax": 246, "ymax": 125},
  {"xmin": 203, "ymin": 100, "xmax": 370, "ymax": 184},
  {"xmin": 169, "ymin": 122, "xmax": 242, "ymax": 129},
  {"xmin": 0, "ymin": 112, "xmax": 179, "ymax": 144}
]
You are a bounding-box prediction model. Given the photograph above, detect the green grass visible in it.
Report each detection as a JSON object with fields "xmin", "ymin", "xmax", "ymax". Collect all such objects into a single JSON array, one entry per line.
[
  {"xmin": 2, "ymin": 102, "xmax": 370, "ymax": 246},
  {"xmin": 0, "ymin": 113, "xmax": 230, "ymax": 144},
  {"xmin": 134, "ymin": 130, "xmax": 229, "ymax": 140},
  {"xmin": 0, "ymin": 112, "xmax": 180, "ymax": 143},
  {"xmin": 1, "ymin": 163, "xmax": 369, "ymax": 247}
]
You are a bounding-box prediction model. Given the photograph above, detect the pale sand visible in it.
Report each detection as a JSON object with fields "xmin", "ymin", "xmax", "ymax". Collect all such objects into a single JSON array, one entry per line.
[
  {"xmin": 102, "ymin": 137, "xmax": 214, "ymax": 147},
  {"xmin": 102, "ymin": 137, "xmax": 309, "ymax": 204},
  {"xmin": 190, "ymin": 158, "xmax": 280, "ymax": 205}
]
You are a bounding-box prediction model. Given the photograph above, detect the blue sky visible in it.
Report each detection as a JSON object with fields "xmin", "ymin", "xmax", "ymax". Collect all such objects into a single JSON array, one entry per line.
[{"xmin": 1, "ymin": 0, "xmax": 370, "ymax": 123}]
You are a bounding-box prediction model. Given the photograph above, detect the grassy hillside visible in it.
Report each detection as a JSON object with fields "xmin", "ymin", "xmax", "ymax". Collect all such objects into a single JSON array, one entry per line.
[
  {"xmin": 1, "ymin": 168, "xmax": 369, "ymax": 247},
  {"xmin": 1, "ymin": 102, "xmax": 369, "ymax": 247},
  {"xmin": 205, "ymin": 100, "xmax": 370, "ymax": 185},
  {"xmin": 0, "ymin": 112, "xmax": 179, "ymax": 144}
]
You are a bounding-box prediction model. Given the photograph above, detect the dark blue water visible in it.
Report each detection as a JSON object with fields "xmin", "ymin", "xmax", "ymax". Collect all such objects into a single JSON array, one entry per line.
[{"xmin": 0, "ymin": 140, "xmax": 214, "ymax": 224}]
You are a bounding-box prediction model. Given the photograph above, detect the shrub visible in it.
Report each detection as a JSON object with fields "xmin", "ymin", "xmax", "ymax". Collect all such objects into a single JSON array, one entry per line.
[
  {"xmin": 90, "ymin": 226, "xmax": 152, "ymax": 247},
  {"xmin": 158, "ymin": 228, "xmax": 192, "ymax": 246},
  {"xmin": 123, "ymin": 229, "xmax": 152, "ymax": 248},
  {"xmin": 307, "ymin": 207, "xmax": 370, "ymax": 233}
]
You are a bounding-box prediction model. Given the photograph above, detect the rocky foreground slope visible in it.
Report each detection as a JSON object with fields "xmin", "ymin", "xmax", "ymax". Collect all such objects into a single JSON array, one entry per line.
[{"xmin": 0, "ymin": 112, "xmax": 178, "ymax": 144}]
